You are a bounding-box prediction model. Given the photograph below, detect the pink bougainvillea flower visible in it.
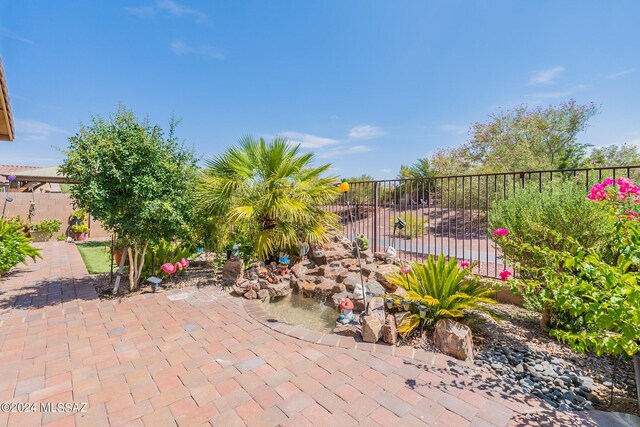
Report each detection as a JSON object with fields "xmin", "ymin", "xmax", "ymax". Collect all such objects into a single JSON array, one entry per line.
[
  {"xmin": 493, "ymin": 228, "xmax": 509, "ymax": 237},
  {"xmin": 499, "ymin": 270, "xmax": 512, "ymax": 282},
  {"xmin": 458, "ymin": 261, "xmax": 470, "ymax": 268},
  {"xmin": 401, "ymin": 266, "xmax": 411, "ymax": 275},
  {"xmin": 625, "ymin": 210, "xmax": 639, "ymax": 216},
  {"xmin": 535, "ymin": 286, "xmax": 541, "ymax": 292},
  {"xmin": 161, "ymin": 263, "xmax": 176, "ymax": 275},
  {"xmin": 181, "ymin": 258, "xmax": 190, "ymax": 269}
]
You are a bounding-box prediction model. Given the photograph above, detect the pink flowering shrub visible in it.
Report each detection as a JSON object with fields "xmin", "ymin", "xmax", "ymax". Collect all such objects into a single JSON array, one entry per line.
[{"xmin": 496, "ymin": 177, "xmax": 640, "ymax": 356}]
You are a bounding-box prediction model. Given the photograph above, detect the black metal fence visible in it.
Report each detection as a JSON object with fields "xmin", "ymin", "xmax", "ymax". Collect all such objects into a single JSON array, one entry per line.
[{"xmin": 326, "ymin": 165, "xmax": 640, "ymax": 278}]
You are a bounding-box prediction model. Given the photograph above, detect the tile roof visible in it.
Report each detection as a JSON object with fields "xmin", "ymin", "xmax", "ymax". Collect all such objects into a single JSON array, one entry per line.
[{"xmin": 0, "ymin": 165, "xmax": 38, "ymax": 184}]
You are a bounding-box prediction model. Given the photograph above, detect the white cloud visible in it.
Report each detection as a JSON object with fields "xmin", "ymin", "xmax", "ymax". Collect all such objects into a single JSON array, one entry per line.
[
  {"xmin": 318, "ymin": 145, "xmax": 374, "ymax": 159},
  {"xmin": 126, "ymin": 1, "xmax": 208, "ymax": 23},
  {"xmin": 606, "ymin": 69, "xmax": 633, "ymax": 79},
  {"xmin": 347, "ymin": 125, "xmax": 384, "ymax": 140},
  {"xmin": 157, "ymin": 0, "xmax": 208, "ymax": 22},
  {"xmin": 440, "ymin": 124, "xmax": 467, "ymax": 135},
  {"xmin": 279, "ymin": 131, "xmax": 341, "ymax": 149},
  {"xmin": 170, "ymin": 41, "xmax": 224, "ymax": 60},
  {"xmin": 527, "ymin": 66, "xmax": 565, "ymax": 85},
  {"xmin": 14, "ymin": 119, "xmax": 68, "ymax": 142},
  {"xmin": 0, "ymin": 27, "xmax": 34, "ymax": 45},
  {"xmin": 382, "ymin": 168, "xmax": 392, "ymax": 174}
]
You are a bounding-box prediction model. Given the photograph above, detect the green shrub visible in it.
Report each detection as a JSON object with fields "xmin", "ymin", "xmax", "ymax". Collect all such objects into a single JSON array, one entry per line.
[
  {"xmin": 142, "ymin": 239, "xmax": 193, "ymax": 278},
  {"xmin": 31, "ymin": 219, "xmax": 62, "ymax": 233},
  {"xmin": 70, "ymin": 224, "xmax": 89, "ymax": 234},
  {"xmin": 392, "ymin": 213, "xmax": 425, "ymax": 239},
  {"xmin": 489, "ymin": 179, "xmax": 606, "ymax": 272},
  {"xmin": 0, "ymin": 219, "xmax": 42, "ymax": 274},
  {"xmin": 385, "ymin": 255, "xmax": 496, "ymax": 337},
  {"xmin": 502, "ymin": 178, "xmax": 640, "ymax": 356}
]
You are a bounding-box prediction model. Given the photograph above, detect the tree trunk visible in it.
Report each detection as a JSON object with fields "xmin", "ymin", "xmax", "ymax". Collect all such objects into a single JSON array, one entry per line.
[
  {"xmin": 634, "ymin": 354, "xmax": 640, "ymax": 413},
  {"xmin": 112, "ymin": 245, "xmax": 128, "ymax": 294},
  {"xmin": 540, "ymin": 304, "xmax": 552, "ymax": 330}
]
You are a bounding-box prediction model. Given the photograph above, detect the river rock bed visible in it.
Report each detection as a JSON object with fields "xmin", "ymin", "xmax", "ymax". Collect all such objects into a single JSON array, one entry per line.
[{"xmin": 476, "ymin": 347, "xmax": 598, "ymax": 411}]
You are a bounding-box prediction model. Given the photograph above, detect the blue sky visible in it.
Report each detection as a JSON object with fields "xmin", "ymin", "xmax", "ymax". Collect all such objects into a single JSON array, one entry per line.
[{"xmin": 1, "ymin": 1, "xmax": 639, "ymax": 178}]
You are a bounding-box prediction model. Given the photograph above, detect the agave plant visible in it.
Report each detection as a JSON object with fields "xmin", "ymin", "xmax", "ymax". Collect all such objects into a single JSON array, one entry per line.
[
  {"xmin": 387, "ymin": 255, "xmax": 496, "ymax": 337},
  {"xmin": 197, "ymin": 136, "xmax": 339, "ymax": 260}
]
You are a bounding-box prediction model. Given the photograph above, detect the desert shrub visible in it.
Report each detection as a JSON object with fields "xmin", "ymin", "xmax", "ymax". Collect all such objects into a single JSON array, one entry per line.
[
  {"xmin": 489, "ymin": 179, "xmax": 606, "ymax": 271},
  {"xmin": 500, "ymin": 178, "xmax": 640, "ymax": 356},
  {"xmin": 0, "ymin": 219, "xmax": 42, "ymax": 274},
  {"xmin": 392, "ymin": 213, "xmax": 425, "ymax": 239},
  {"xmin": 31, "ymin": 219, "xmax": 62, "ymax": 234},
  {"xmin": 385, "ymin": 255, "xmax": 496, "ymax": 337}
]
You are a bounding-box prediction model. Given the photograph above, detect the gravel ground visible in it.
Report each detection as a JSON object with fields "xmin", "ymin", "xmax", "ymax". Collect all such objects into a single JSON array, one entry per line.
[
  {"xmin": 91, "ymin": 264, "xmax": 219, "ymax": 300},
  {"xmin": 405, "ymin": 303, "xmax": 638, "ymax": 416}
]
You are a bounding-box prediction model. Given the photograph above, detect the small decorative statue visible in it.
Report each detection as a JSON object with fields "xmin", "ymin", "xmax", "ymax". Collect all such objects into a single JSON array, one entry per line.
[
  {"xmin": 232, "ymin": 243, "xmax": 240, "ymax": 258},
  {"xmin": 353, "ymin": 283, "xmax": 364, "ymax": 300},
  {"xmin": 337, "ymin": 297, "xmax": 355, "ymax": 324},
  {"xmin": 277, "ymin": 255, "xmax": 290, "ymax": 275},
  {"xmin": 385, "ymin": 246, "xmax": 397, "ymax": 263}
]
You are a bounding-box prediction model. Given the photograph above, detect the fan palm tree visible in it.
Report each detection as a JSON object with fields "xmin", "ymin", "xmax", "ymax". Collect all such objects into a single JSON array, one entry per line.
[{"xmin": 197, "ymin": 136, "xmax": 340, "ymax": 260}]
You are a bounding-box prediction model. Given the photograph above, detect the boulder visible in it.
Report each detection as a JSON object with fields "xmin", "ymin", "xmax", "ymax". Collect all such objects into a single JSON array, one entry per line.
[
  {"xmin": 267, "ymin": 281, "xmax": 292, "ymax": 298},
  {"xmin": 433, "ymin": 319, "xmax": 474, "ymax": 363},
  {"xmin": 301, "ymin": 282, "xmax": 316, "ymax": 297},
  {"xmin": 333, "ymin": 323, "xmax": 358, "ymax": 337},
  {"xmin": 314, "ymin": 280, "xmax": 335, "ymax": 299},
  {"xmin": 382, "ymin": 314, "xmax": 398, "ymax": 345},
  {"xmin": 367, "ymin": 297, "xmax": 386, "ymax": 323},
  {"xmin": 340, "ymin": 258, "xmax": 357, "ymax": 269},
  {"xmin": 393, "ymin": 287, "xmax": 409, "ymax": 298},
  {"xmin": 342, "ymin": 274, "xmax": 361, "ymax": 291},
  {"xmin": 365, "ymin": 280, "xmax": 386, "ymax": 296},
  {"xmin": 257, "ymin": 289, "xmax": 270, "ymax": 302},
  {"xmin": 244, "ymin": 289, "xmax": 257, "ymax": 300},
  {"xmin": 374, "ymin": 264, "xmax": 401, "ymax": 291},
  {"xmin": 318, "ymin": 266, "xmax": 349, "ymax": 281},
  {"xmin": 373, "ymin": 251, "xmax": 386, "ymax": 261},
  {"xmin": 332, "ymin": 283, "xmax": 346, "ymax": 294},
  {"xmin": 325, "ymin": 251, "xmax": 351, "ymax": 264},
  {"xmin": 339, "ymin": 237, "xmax": 353, "ymax": 250},
  {"xmin": 331, "ymin": 291, "xmax": 350, "ymax": 309},
  {"xmin": 222, "ymin": 259, "xmax": 244, "ymax": 287},
  {"xmin": 290, "ymin": 262, "xmax": 306, "ymax": 278},
  {"xmin": 310, "ymin": 249, "xmax": 327, "ymax": 266},
  {"xmin": 361, "ymin": 264, "xmax": 378, "ymax": 277},
  {"xmin": 258, "ymin": 279, "xmax": 271, "ymax": 289},
  {"xmin": 361, "ymin": 315, "xmax": 383, "ymax": 343}
]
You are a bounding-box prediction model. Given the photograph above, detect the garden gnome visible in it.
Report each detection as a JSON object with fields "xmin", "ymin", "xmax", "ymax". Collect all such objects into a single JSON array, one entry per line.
[{"xmin": 338, "ymin": 297, "xmax": 355, "ymax": 324}]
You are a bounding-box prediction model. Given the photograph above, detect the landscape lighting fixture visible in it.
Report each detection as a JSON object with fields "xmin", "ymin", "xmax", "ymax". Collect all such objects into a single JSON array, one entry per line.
[
  {"xmin": 1, "ymin": 196, "xmax": 13, "ymax": 220},
  {"xmin": 418, "ymin": 305, "xmax": 427, "ymax": 319},
  {"xmin": 385, "ymin": 297, "xmax": 394, "ymax": 310},
  {"xmin": 402, "ymin": 299, "xmax": 411, "ymax": 311},
  {"xmin": 393, "ymin": 217, "xmax": 406, "ymax": 234}
]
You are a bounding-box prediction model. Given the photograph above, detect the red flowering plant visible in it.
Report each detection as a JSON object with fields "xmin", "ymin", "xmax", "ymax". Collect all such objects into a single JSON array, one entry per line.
[{"xmin": 494, "ymin": 178, "xmax": 640, "ymax": 356}]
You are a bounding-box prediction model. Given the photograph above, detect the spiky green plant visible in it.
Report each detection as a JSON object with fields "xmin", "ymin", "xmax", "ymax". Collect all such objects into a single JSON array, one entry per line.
[
  {"xmin": 387, "ymin": 255, "xmax": 496, "ymax": 337},
  {"xmin": 197, "ymin": 136, "xmax": 340, "ymax": 260}
]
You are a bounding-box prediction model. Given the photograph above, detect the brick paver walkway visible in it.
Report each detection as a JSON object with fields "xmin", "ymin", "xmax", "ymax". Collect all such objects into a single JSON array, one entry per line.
[{"xmin": 0, "ymin": 242, "xmax": 634, "ymax": 426}]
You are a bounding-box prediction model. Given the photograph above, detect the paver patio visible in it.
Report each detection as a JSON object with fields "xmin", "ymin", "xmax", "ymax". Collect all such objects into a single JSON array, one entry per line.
[{"xmin": 0, "ymin": 242, "xmax": 635, "ymax": 426}]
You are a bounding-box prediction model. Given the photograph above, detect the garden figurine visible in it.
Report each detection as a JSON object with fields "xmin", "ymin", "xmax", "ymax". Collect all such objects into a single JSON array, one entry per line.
[{"xmin": 338, "ymin": 297, "xmax": 355, "ymax": 324}]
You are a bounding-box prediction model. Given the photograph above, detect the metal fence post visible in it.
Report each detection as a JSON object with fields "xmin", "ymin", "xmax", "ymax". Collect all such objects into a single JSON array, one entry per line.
[{"xmin": 373, "ymin": 181, "xmax": 379, "ymax": 253}]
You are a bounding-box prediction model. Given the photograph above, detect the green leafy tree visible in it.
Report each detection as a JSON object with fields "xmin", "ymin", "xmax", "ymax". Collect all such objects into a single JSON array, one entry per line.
[
  {"xmin": 59, "ymin": 106, "xmax": 198, "ymax": 291},
  {"xmin": 397, "ymin": 158, "xmax": 435, "ymax": 180},
  {"xmin": 197, "ymin": 136, "xmax": 339, "ymax": 260},
  {"xmin": 582, "ymin": 143, "xmax": 640, "ymax": 168}
]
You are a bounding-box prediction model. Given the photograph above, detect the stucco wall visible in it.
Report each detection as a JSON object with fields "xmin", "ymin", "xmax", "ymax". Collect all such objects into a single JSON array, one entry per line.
[{"xmin": 2, "ymin": 192, "xmax": 110, "ymax": 238}]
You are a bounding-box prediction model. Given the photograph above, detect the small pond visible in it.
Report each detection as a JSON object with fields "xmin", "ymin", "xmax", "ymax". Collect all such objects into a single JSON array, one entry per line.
[{"xmin": 264, "ymin": 293, "xmax": 338, "ymax": 334}]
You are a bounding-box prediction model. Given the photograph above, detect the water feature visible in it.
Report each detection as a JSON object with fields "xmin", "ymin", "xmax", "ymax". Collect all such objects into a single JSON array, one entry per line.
[{"xmin": 264, "ymin": 293, "xmax": 338, "ymax": 334}]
